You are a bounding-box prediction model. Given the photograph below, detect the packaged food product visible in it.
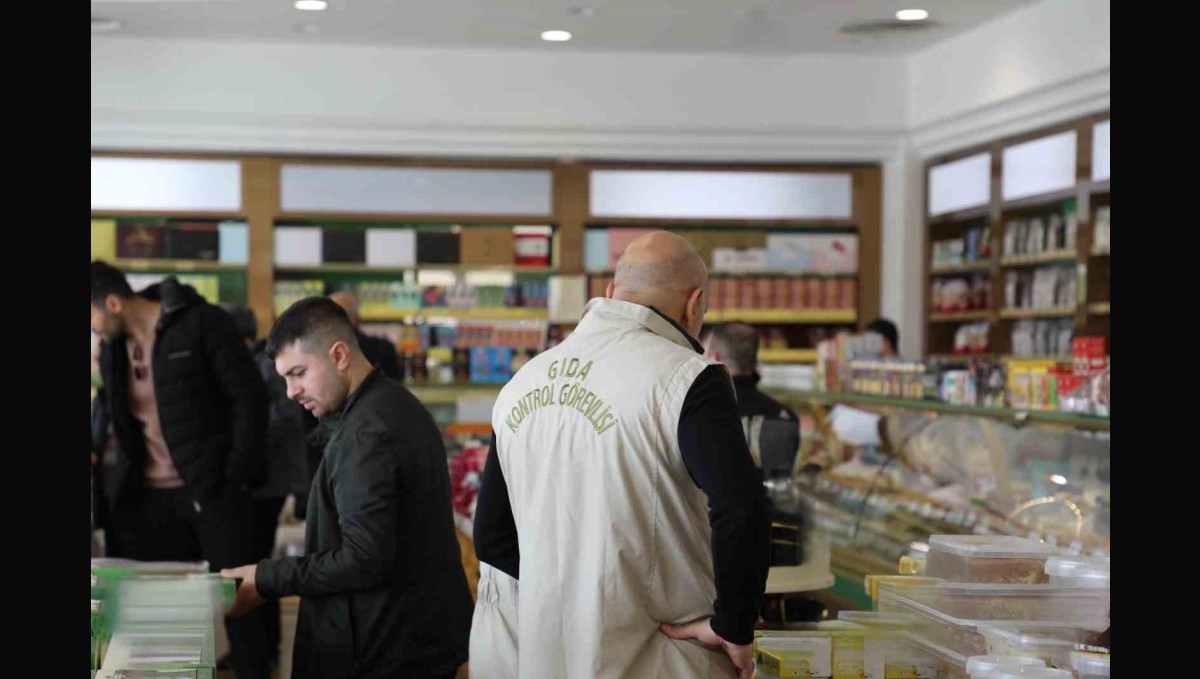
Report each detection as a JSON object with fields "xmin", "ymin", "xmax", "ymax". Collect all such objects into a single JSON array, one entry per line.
[
  {"xmin": 965, "ymin": 655, "xmax": 1046, "ymax": 678},
  {"xmin": 755, "ymin": 624, "xmax": 860, "ymax": 679},
  {"xmin": 926, "ymin": 535, "xmax": 1059, "ymax": 584},
  {"xmin": 755, "ymin": 637, "xmax": 833, "ymax": 677},
  {"xmin": 1068, "ymin": 651, "xmax": 1109, "ymax": 678},
  {"xmin": 1043, "ymin": 557, "xmax": 1109, "ymax": 589}
]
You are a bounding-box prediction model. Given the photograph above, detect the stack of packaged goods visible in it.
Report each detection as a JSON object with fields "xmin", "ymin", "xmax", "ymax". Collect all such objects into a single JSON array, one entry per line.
[
  {"xmin": 855, "ymin": 535, "xmax": 1109, "ymax": 678},
  {"xmin": 90, "ymin": 560, "xmax": 231, "ymax": 677}
]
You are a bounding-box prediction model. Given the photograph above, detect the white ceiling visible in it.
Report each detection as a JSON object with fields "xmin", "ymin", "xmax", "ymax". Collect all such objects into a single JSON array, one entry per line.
[{"xmin": 91, "ymin": 0, "xmax": 1039, "ymax": 55}]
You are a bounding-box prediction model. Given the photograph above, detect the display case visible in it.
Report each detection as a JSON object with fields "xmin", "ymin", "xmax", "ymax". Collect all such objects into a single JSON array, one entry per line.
[{"xmin": 762, "ymin": 389, "xmax": 1110, "ymax": 610}]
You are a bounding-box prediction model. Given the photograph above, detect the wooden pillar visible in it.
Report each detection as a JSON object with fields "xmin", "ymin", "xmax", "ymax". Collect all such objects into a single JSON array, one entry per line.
[
  {"xmin": 241, "ymin": 157, "xmax": 280, "ymax": 338},
  {"xmin": 553, "ymin": 162, "xmax": 589, "ymax": 275}
]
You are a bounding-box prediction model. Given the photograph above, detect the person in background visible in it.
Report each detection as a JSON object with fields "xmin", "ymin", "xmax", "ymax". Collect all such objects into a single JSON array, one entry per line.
[
  {"xmin": 703, "ymin": 323, "xmax": 823, "ymax": 623},
  {"xmin": 90, "ymin": 261, "xmax": 271, "ymax": 679},
  {"xmin": 223, "ymin": 304, "xmax": 312, "ymax": 667},
  {"xmin": 865, "ymin": 317, "xmax": 900, "ymax": 357},
  {"xmin": 328, "ymin": 290, "xmax": 404, "ymax": 381},
  {"xmin": 222, "ymin": 297, "xmax": 473, "ymax": 679},
  {"xmin": 472, "ymin": 231, "xmax": 770, "ymax": 679}
]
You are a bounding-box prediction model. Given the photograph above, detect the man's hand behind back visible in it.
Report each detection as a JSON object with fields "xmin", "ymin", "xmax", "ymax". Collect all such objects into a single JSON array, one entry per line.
[{"xmin": 659, "ymin": 617, "xmax": 752, "ymax": 679}]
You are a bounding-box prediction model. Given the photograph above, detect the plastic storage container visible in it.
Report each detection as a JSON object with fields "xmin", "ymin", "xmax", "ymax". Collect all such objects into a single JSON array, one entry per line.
[
  {"xmin": 927, "ymin": 535, "xmax": 1060, "ymax": 584},
  {"xmin": 876, "ymin": 581, "xmax": 1109, "ymax": 632},
  {"xmin": 906, "ymin": 633, "xmax": 972, "ymax": 679},
  {"xmin": 978, "ymin": 626, "xmax": 1080, "ymax": 665},
  {"xmin": 988, "ymin": 668, "xmax": 1072, "ymax": 679},
  {"xmin": 1069, "ymin": 651, "xmax": 1109, "ymax": 678},
  {"xmin": 1044, "ymin": 557, "xmax": 1110, "ymax": 589},
  {"xmin": 965, "ymin": 655, "xmax": 1046, "ymax": 678}
]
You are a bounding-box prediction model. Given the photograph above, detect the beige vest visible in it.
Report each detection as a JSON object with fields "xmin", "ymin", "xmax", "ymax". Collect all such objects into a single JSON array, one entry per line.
[{"xmin": 483, "ymin": 298, "xmax": 736, "ymax": 678}]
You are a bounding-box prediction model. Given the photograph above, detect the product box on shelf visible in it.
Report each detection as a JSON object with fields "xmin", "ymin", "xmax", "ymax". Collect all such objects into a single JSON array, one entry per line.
[
  {"xmin": 461, "ymin": 227, "xmax": 516, "ymax": 266},
  {"xmin": 713, "ymin": 247, "xmax": 769, "ymax": 272},
  {"xmin": 164, "ymin": 223, "xmax": 220, "ymax": 261},
  {"xmin": 117, "ymin": 223, "xmax": 167, "ymax": 259},
  {"xmin": 321, "ymin": 229, "xmax": 367, "ymax": 263},
  {"xmin": 584, "ymin": 229, "xmax": 610, "ymax": 271},
  {"xmin": 417, "ymin": 230, "xmax": 460, "ymax": 264},
  {"xmin": 93, "ymin": 219, "xmax": 118, "ymax": 261},
  {"xmin": 365, "ymin": 228, "xmax": 416, "ymax": 267},
  {"xmin": 514, "ymin": 226, "xmax": 552, "ymax": 266},
  {"xmin": 218, "ymin": 222, "xmax": 248, "ymax": 264}
]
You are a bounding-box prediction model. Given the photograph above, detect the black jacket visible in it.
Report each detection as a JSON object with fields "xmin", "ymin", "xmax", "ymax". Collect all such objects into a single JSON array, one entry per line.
[
  {"xmin": 252, "ymin": 346, "xmax": 315, "ymax": 500},
  {"xmin": 356, "ymin": 330, "xmax": 403, "ymax": 382},
  {"xmin": 732, "ymin": 374, "xmax": 799, "ymax": 423},
  {"xmin": 98, "ymin": 278, "xmax": 268, "ymax": 509},
  {"xmin": 256, "ymin": 368, "xmax": 473, "ymax": 679}
]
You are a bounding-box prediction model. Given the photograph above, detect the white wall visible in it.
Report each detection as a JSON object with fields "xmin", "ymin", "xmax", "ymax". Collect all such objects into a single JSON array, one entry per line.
[
  {"xmin": 91, "ymin": 38, "xmax": 907, "ymax": 161},
  {"xmin": 91, "ymin": 0, "xmax": 1109, "ymax": 357}
]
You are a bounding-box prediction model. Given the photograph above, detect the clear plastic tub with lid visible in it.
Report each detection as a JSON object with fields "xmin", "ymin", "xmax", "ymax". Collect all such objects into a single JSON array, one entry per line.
[
  {"xmin": 1069, "ymin": 651, "xmax": 1109, "ymax": 678},
  {"xmin": 1043, "ymin": 557, "xmax": 1110, "ymax": 589},
  {"xmin": 905, "ymin": 633, "xmax": 972, "ymax": 679},
  {"xmin": 875, "ymin": 581, "xmax": 1109, "ymax": 631},
  {"xmin": 987, "ymin": 667, "xmax": 1072, "ymax": 679},
  {"xmin": 965, "ymin": 655, "xmax": 1046, "ymax": 678},
  {"xmin": 926, "ymin": 535, "xmax": 1060, "ymax": 584},
  {"xmin": 977, "ymin": 626, "xmax": 1081, "ymax": 665}
]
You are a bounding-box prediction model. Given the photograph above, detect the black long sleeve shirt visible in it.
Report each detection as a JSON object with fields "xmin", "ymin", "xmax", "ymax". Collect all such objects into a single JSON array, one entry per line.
[{"xmin": 473, "ymin": 364, "xmax": 771, "ymax": 645}]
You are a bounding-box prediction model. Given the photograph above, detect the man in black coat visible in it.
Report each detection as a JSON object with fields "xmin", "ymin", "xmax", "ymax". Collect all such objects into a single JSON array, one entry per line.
[
  {"xmin": 222, "ymin": 297, "xmax": 473, "ymax": 679},
  {"xmin": 90, "ymin": 261, "xmax": 272, "ymax": 679},
  {"xmin": 328, "ymin": 290, "xmax": 404, "ymax": 381}
]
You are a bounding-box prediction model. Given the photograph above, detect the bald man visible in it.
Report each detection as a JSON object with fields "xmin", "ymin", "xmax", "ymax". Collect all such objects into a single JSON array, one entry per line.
[
  {"xmin": 328, "ymin": 291, "xmax": 404, "ymax": 381},
  {"xmin": 471, "ymin": 231, "xmax": 770, "ymax": 678}
]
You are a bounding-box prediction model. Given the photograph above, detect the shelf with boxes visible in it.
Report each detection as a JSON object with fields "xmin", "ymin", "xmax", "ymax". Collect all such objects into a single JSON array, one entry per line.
[
  {"xmin": 924, "ymin": 113, "xmax": 1110, "ymax": 359},
  {"xmin": 272, "ymin": 221, "xmax": 556, "ymax": 320},
  {"xmin": 585, "ymin": 225, "xmax": 859, "ymax": 363},
  {"xmin": 90, "ymin": 217, "xmax": 250, "ymax": 305}
]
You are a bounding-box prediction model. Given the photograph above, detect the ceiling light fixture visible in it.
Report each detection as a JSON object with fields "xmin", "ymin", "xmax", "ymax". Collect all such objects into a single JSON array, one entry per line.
[
  {"xmin": 1050, "ymin": 474, "xmax": 1068, "ymax": 486},
  {"xmin": 896, "ymin": 9, "xmax": 929, "ymax": 21},
  {"xmin": 295, "ymin": 0, "xmax": 328, "ymax": 11},
  {"xmin": 541, "ymin": 30, "xmax": 572, "ymax": 42},
  {"xmin": 92, "ymin": 17, "xmax": 122, "ymax": 33}
]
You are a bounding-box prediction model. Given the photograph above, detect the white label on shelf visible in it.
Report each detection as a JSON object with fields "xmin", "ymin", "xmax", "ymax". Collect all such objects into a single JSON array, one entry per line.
[
  {"xmin": 274, "ymin": 227, "xmax": 323, "ymax": 265},
  {"xmin": 91, "ymin": 157, "xmax": 241, "ymax": 212},
  {"xmin": 1091, "ymin": 120, "xmax": 1110, "ymax": 182},
  {"xmin": 590, "ymin": 169, "xmax": 852, "ymax": 219},
  {"xmin": 1002, "ymin": 130, "xmax": 1078, "ymax": 201},
  {"xmin": 928, "ymin": 152, "xmax": 991, "ymax": 216},
  {"xmin": 281, "ymin": 164, "xmax": 553, "ymax": 216}
]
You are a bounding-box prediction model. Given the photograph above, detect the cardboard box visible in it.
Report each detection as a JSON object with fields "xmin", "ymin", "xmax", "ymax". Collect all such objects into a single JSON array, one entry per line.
[{"xmin": 461, "ymin": 227, "xmax": 516, "ymax": 266}]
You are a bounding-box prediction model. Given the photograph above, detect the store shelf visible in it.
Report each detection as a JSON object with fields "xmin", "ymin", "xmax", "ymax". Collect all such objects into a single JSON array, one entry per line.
[
  {"xmin": 705, "ymin": 309, "xmax": 857, "ymax": 324},
  {"xmin": 1089, "ymin": 250, "xmax": 1110, "ymax": 258},
  {"xmin": 112, "ymin": 258, "xmax": 246, "ymax": 272},
  {"xmin": 759, "ymin": 348, "xmax": 818, "ymax": 364},
  {"xmin": 929, "ymin": 261, "xmax": 993, "ymax": 275},
  {"xmin": 998, "ymin": 307, "xmax": 1076, "ymax": 319},
  {"xmin": 762, "ymin": 388, "xmax": 1110, "ymax": 431},
  {"xmin": 928, "ymin": 310, "xmax": 993, "ymax": 323},
  {"xmin": 928, "ymin": 205, "xmax": 991, "ymax": 226},
  {"xmin": 359, "ymin": 307, "xmax": 550, "ymax": 321},
  {"xmin": 999, "ymin": 250, "xmax": 1077, "ymax": 266},
  {"xmin": 585, "ymin": 269, "xmax": 855, "ymax": 278},
  {"xmin": 276, "ymin": 263, "xmax": 558, "ymax": 274},
  {"xmin": 1089, "ymin": 180, "xmax": 1111, "ymax": 195},
  {"xmin": 1000, "ymin": 186, "xmax": 1079, "ymax": 212},
  {"xmin": 406, "ymin": 382, "xmax": 506, "ymax": 404},
  {"xmin": 1087, "ymin": 302, "xmax": 1111, "ymax": 316}
]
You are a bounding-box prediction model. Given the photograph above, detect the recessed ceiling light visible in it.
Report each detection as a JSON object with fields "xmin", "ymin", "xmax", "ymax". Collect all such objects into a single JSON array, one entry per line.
[
  {"xmin": 295, "ymin": 0, "xmax": 328, "ymax": 11},
  {"xmin": 92, "ymin": 17, "xmax": 122, "ymax": 33},
  {"xmin": 896, "ymin": 9, "xmax": 929, "ymax": 21},
  {"xmin": 1050, "ymin": 474, "xmax": 1068, "ymax": 485},
  {"xmin": 541, "ymin": 30, "xmax": 572, "ymax": 42}
]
